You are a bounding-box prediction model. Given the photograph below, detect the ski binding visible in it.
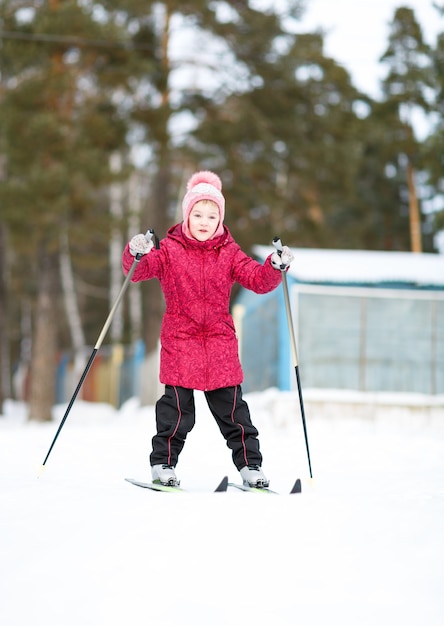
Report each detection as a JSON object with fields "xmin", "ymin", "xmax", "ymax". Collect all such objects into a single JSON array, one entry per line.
[{"xmin": 228, "ymin": 478, "xmax": 302, "ymax": 494}]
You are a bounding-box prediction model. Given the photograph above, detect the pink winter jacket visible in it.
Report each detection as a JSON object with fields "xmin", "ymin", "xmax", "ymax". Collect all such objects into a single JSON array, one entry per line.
[{"xmin": 122, "ymin": 224, "xmax": 282, "ymax": 391}]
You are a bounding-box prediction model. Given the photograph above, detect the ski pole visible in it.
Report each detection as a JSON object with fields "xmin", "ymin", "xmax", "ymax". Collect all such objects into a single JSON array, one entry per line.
[
  {"xmin": 38, "ymin": 229, "xmax": 158, "ymax": 474},
  {"xmin": 273, "ymin": 236, "xmax": 313, "ymax": 478}
]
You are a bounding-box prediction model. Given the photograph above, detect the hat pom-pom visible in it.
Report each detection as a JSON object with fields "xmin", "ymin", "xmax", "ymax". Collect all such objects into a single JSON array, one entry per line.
[{"xmin": 187, "ymin": 170, "xmax": 222, "ymax": 192}]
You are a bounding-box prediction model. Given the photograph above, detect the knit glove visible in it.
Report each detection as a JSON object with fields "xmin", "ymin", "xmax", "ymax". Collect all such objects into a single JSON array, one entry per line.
[
  {"xmin": 271, "ymin": 246, "xmax": 294, "ymax": 270},
  {"xmin": 129, "ymin": 232, "xmax": 154, "ymax": 257}
]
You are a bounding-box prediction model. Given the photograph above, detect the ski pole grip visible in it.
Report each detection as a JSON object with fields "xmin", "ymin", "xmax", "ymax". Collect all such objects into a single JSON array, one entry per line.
[
  {"xmin": 147, "ymin": 228, "xmax": 161, "ymax": 250},
  {"xmin": 135, "ymin": 229, "xmax": 160, "ymax": 261},
  {"xmin": 272, "ymin": 236, "xmax": 283, "ymax": 255},
  {"xmin": 272, "ymin": 236, "xmax": 287, "ymax": 270}
]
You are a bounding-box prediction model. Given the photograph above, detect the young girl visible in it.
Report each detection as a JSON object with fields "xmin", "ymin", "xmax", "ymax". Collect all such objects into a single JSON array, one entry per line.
[{"xmin": 122, "ymin": 171, "xmax": 293, "ymax": 487}]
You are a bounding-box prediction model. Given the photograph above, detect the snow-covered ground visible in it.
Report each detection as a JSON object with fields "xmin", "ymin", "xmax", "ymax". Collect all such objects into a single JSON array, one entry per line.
[{"xmin": 1, "ymin": 388, "xmax": 443, "ymax": 626}]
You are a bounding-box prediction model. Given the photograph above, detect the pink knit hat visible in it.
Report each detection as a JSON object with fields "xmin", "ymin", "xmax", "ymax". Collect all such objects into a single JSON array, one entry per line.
[{"xmin": 182, "ymin": 171, "xmax": 225, "ymax": 239}]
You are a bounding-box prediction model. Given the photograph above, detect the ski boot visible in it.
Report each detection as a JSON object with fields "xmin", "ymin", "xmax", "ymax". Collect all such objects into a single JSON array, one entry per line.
[
  {"xmin": 151, "ymin": 464, "xmax": 180, "ymax": 486},
  {"xmin": 240, "ymin": 465, "xmax": 269, "ymax": 488}
]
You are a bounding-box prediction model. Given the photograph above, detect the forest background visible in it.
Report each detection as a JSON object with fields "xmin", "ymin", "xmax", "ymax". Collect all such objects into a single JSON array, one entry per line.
[{"xmin": 0, "ymin": 0, "xmax": 443, "ymax": 421}]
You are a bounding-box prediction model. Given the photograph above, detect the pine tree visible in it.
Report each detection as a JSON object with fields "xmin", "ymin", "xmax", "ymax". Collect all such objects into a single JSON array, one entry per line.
[
  {"xmin": 95, "ymin": 1, "xmax": 308, "ymax": 361},
  {"xmin": 380, "ymin": 6, "xmax": 434, "ymax": 253},
  {"xmin": 0, "ymin": 0, "xmax": 129, "ymax": 419},
  {"xmin": 422, "ymin": 4, "xmax": 444, "ymax": 250},
  {"xmin": 183, "ymin": 29, "xmax": 369, "ymax": 251}
]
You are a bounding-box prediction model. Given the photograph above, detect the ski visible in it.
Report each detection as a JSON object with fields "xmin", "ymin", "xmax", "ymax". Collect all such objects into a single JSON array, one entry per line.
[
  {"xmin": 228, "ymin": 478, "xmax": 302, "ymax": 495},
  {"xmin": 125, "ymin": 475, "xmax": 229, "ymax": 493},
  {"xmin": 228, "ymin": 483, "xmax": 278, "ymax": 494},
  {"xmin": 125, "ymin": 475, "xmax": 301, "ymax": 494}
]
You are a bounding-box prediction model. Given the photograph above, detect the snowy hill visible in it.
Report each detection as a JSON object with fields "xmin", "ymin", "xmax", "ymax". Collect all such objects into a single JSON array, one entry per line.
[{"xmin": 1, "ymin": 389, "xmax": 443, "ymax": 626}]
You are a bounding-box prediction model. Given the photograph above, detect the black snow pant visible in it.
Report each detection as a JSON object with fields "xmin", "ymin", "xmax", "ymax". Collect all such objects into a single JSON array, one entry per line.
[{"xmin": 150, "ymin": 385, "xmax": 262, "ymax": 471}]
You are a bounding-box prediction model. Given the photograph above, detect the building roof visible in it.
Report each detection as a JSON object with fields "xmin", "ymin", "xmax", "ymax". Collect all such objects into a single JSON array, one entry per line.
[{"xmin": 253, "ymin": 246, "xmax": 444, "ymax": 288}]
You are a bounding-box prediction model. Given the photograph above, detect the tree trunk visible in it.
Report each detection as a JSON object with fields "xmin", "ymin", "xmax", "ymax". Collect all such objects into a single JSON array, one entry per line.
[
  {"xmin": 406, "ymin": 160, "xmax": 422, "ymax": 253},
  {"xmin": 28, "ymin": 251, "xmax": 59, "ymax": 422},
  {"xmin": 109, "ymin": 152, "xmax": 124, "ymax": 343},
  {"xmin": 0, "ymin": 223, "xmax": 10, "ymax": 408},
  {"xmin": 59, "ymin": 229, "xmax": 85, "ymax": 352},
  {"xmin": 128, "ymin": 172, "xmax": 143, "ymax": 342},
  {"xmin": 143, "ymin": 159, "xmax": 171, "ymax": 354},
  {"xmin": 142, "ymin": 5, "xmax": 172, "ymax": 355}
]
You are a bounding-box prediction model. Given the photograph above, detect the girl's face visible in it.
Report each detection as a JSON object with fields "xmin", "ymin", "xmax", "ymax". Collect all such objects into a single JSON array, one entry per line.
[{"xmin": 188, "ymin": 201, "xmax": 220, "ymax": 241}]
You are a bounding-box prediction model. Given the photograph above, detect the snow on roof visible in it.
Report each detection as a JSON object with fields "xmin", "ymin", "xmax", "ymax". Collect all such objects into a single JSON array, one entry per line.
[{"xmin": 253, "ymin": 246, "xmax": 444, "ymax": 287}]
